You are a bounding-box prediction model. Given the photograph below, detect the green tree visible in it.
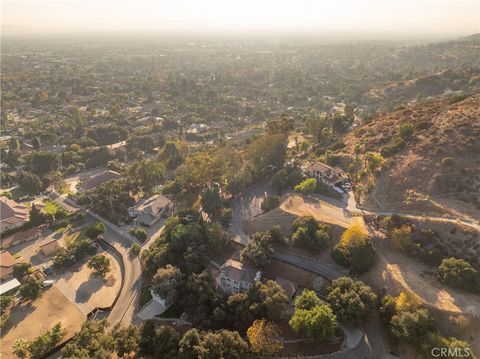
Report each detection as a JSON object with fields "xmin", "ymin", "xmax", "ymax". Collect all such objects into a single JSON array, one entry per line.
[
  {"xmin": 87, "ymin": 254, "xmax": 111, "ymax": 278},
  {"xmin": 245, "ymin": 134, "xmax": 287, "ymax": 177},
  {"xmin": 113, "ymin": 325, "xmax": 139, "ymax": 357},
  {"xmin": 271, "ymin": 167, "xmax": 303, "ymax": 191},
  {"xmin": 19, "ymin": 277, "xmax": 42, "ymax": 301},
  {"xmin": 25, "ymin": 151, "xmax": 60, "ymax": 175},
  {"xmin": 291, "ymin": 216, "xmax": 330, "ymax": 253},
  {"xmin": 13, "ymin": 339, "xmax": 30, "ymax": 359},
  {"xmin": 17, "ymin": 171, "xmax": 43, "ymax": 195},
  {"xmin": 332, "ymin": 224, "xmax": 375, "ymax": 272},
  {"xmin": 129, "ymin": 227, "xmax": 147, "ymax": 242},
  {"xmin": 295, "ymin": 289, "xmax": 322, "ymax": 310},
  {"xmin": 248, "ymin": 280, "xmax": 289, "ymax": 321},
  {"xmin": 200, "ymin": 188, "xmax": 223, "ymax": 218},
  {"xmin": 153, "ymin": 325, "xmax": 181, "ymax": 358},
  {"xmin": 240, "ymin": 232, "xmax": 274, "ymax": 268},
  {"xmin": 13, "ymin": 262, "xmax": 32, "ymax": 281},
  {"xmin": 62, "ymin": 320, "xmax": 114, "ymax": 358},
  {"xmin": 327, "ymin": 277, "xmax": 377, "ymax": 326},
  {"xmin": 131, "ymin": 243, "xmax": 141, "ymax": 256},
  {"xmin": 179, "ymin": 329, "xmax": 248, "ymax": 359},
  {"xmin": 289, "ymin": 304, "xmax": 337, "ymax": 343},
  {"xmin": 29, "ymin": 204, "xmax": 47, "ymax": 226},
  {"xmin": 266, "ymin": 114, "xmax": 294, "ymax": 134},
  {"xmin": 437, "ymin": 258, "xmax": 480, "ymax": 293},
  {"xmin": 153, "ymin": 265, "xmax": 184, "ymax": 301},
  {"xmin": 85, "ymin": 222, "xmax": 106, "ymax": 239},
  {"xmin": 294, "ymin": 178, "xmax": 317, "ymax": 194},
  {"xmin": 128, "ymin": 159, "xmax": 165, "ymax": 192}
]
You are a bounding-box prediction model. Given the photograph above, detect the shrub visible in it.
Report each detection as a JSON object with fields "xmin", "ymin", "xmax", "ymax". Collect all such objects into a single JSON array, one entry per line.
[
  {"xmin": 397, "ymin": 123, "xmax": 414, "ymax": 139},
  {"xmin": 437, "ymin": 258, "xmax": 480, "ymax": 293},
  {"xmin": 294, "ymin": 178, "xmax": 317, "ymax": 194},
  {"xmin": 380, "ymin": 291, "xmax": 434, "ymax": 345},
  {"xmin": 85, "ymin": 222, "xmax": 106, "ymax": 239},
  {"xmin": 291, "ymin": 216, "xmax": 330, "ymax": 253},
  {"xmin": 391, "ymin": 225, "xmax": 414, "ymax": 252},
  {"xmin": 261, "ymin": 195, "xmax": 280, "ymax": 212},
  {"xmin": 130, "ymin": 227, "xmax": 148, "ymax": 242}
]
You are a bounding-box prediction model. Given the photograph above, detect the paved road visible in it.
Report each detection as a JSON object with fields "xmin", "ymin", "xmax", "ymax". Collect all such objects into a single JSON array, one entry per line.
[{"xmin": 48, "ymin": 191, "xmax": 143, "ymax": 328}]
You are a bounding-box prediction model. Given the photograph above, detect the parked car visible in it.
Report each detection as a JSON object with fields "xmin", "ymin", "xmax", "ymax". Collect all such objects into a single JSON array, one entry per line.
[
  {"xmin": 42, "ymin": 280, "xmax": 55, "ymax": 288},
  {"xmin": 42, "ymin": 263, "xmax": 53, "ymax": 275}
]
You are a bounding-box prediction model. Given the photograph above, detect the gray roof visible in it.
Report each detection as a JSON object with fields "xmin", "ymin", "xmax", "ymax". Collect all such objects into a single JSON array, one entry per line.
[
  {"xmin": 80, "ymin": 170, "xmax": 121, "ymax": 191},
  {"xmin": 221, "ymin": 259, "xmax": 259, "ymax": 284},
  {"xmin": 129, "ymin": 194, "xmax": 172, "ymax": 217}
]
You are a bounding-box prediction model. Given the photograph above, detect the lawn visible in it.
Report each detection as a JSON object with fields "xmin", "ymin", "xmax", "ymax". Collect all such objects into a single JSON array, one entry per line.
[{"xmin": 42, "ymin": 199, "xmax": 62, "ymax": 215}]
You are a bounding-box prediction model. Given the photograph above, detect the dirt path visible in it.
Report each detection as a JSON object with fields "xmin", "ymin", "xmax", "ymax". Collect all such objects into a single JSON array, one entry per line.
[{"xmin": 361, "ymin": 234, "xmax": 480, "ymax": 316}]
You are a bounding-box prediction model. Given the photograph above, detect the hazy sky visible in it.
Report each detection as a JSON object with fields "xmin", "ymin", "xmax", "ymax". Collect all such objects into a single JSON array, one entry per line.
[{"xmin": 2, "ymin": 0, "xmax": 479, "ymax": 37}]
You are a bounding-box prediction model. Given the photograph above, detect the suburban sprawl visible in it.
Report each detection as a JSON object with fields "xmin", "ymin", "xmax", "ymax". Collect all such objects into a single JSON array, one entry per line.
[{"xmin": 0, "ymin": 33, "xmax": 479, "ymax": 359}]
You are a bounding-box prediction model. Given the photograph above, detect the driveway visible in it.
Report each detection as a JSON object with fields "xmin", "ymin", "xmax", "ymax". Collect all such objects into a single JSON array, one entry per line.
[{"xmin": 230, "ymin": 182, "xmax": 275, "ymax": 245}]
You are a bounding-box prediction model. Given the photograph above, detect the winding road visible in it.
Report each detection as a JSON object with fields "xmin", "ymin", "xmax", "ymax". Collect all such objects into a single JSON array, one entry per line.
[{"xmin": 48, "ymin": 192, "xmax": 143, "ymax": 328}]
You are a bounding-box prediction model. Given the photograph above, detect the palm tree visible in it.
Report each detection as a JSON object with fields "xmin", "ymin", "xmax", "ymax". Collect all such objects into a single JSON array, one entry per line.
[{"xmin": 13, "ymin": 339, "xmax": 30, "ymax": 358}]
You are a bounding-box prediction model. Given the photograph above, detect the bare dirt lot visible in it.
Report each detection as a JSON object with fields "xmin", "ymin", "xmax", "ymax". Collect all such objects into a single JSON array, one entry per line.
[
  {"xmin": 54, "ymin": 250, "xmax": 122, "ymax": 310},
  {"xmin": 1, "ymin": 287, "xmax": 85, "ymax": 359}
]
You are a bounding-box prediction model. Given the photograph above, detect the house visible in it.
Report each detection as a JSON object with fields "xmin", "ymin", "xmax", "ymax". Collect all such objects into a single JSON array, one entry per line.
[
  {"xmin": 78, "ymin": 170, "xmax": 121, "ymax": 192},
  {"xmin": 1, "ymin": 227, "xmax": 41, "ymax": 249},
  {"xmin": 216, "ymin": 259, "xmax": 261, "ymax": 294},
  {"xmin": 275, "ymin": 276, "xmax": 299, "ymax": 300},
  {"xmin": 302, "ymin": 162, "xmax": 346, "ymax": 190},
  {"xmin": 0, "ymin": 250, "xmax": 16, "ymax": 280},
  {"xmin": 0, "ymin": 278, "xmax": 21, "ymax": 296},
  {"xmin": 0, "ymin": 196, "xmax": 29, "ymax": 232},
  {"xmin": 38, "ymin": 237, "xmax": 60, "ymax": 256},
  {"xmin": 128, "ymin": 194, "xmax": 172, "ymax": 227}
]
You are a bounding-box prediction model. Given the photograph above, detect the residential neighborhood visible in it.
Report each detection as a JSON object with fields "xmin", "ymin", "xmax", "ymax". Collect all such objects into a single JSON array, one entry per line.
[{"xmin": 1, "ymin": 4, "xmax": 479, "ymax": 358}]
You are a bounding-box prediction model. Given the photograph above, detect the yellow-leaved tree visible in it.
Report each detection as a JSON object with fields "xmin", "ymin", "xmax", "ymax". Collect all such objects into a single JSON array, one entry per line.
[{"xmin": 247, "ymin": 319, "xmax": 283, "ymax": 355}]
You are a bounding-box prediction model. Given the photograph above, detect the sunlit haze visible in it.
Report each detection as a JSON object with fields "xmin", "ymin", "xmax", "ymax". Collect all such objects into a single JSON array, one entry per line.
[{"xmin": 2, "ymin": 0, "xmax": 479, "ymax": 38}]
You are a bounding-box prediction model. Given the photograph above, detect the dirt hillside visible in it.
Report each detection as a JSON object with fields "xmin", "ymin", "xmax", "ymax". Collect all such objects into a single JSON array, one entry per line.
[{"xmin": 344, "ymin": 95, "xmax": 480, "ymax": 218}]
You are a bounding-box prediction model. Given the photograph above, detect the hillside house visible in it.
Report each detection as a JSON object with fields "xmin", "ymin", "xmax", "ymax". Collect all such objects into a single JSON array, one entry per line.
[
  {"xmin": 216, "ymin": 259, "xmax": 261, "ymax": 294},
  {"xmin": 0, "ymin": 196, "xmax": 29, "ymax": 232},
  {"xmin": 128, "ymin": 194, "xmax": 172, "ymax": 227},
  {"xmin": 302, "ymin": 162, "xmax": 346, "ymax": 190}
]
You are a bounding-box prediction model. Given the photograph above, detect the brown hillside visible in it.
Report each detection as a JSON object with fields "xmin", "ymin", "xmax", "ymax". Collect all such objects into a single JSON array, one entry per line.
[{"xmin": 344, "ymin": 95, "xmax": 480, "ymax": 218}]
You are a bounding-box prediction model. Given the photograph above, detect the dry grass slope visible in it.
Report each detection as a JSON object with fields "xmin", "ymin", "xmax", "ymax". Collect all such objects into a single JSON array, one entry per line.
[{"xmin": 344, "ymin": 95, "xmax": 480, "ymax": 218}]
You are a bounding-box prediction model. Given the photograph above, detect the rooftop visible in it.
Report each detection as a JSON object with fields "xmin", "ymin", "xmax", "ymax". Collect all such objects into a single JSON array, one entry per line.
[
  {"xmin": 0, "ymin": 250, "xmax": 16, "ymax": 268},
  {"xmin": 129, "ymin": 194, "xmax": 172, "ymax": 217},
  {"xmin": 221, "ymin": 259, "xmax": 260, "ymax": 284},
  {"xmin": 0, "ymin": 196, "xmax": 29, "ymax": 229},
  {"xmin": 0, "ymin": 278, "xmax": 21, "ymax": 295}
]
